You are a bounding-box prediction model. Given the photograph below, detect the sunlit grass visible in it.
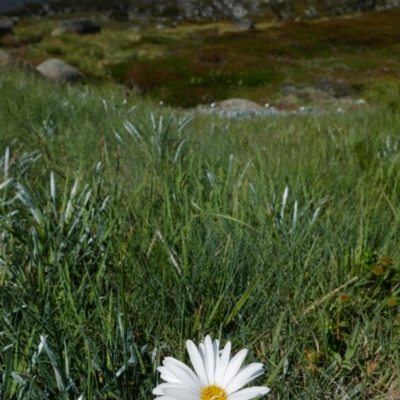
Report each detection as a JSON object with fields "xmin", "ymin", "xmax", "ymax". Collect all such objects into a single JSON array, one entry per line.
[{"xmin": 0, "ymin": 68, "xmax": 400, "ymax": 399}]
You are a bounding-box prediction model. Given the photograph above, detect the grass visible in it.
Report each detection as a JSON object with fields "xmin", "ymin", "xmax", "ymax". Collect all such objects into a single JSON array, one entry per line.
[{"xmin": 0, "ymin": 66, "xmax": 400, "ymax": 399}]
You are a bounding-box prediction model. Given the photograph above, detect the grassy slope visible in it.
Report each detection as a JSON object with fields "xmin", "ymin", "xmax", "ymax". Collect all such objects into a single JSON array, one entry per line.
[
  {"xmin": 0, "ymin": 68, "xmax": 400, "ymax": 399},
  {"xmin": 1, "ymin": 9, "xmax": 400, "ymax": 108}
]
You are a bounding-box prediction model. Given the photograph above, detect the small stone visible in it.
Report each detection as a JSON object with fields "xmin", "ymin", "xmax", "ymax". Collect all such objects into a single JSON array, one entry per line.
[
  {"xmin": 214, "ymin": 98, "xmax": 265, "ymax": 112},
  {"xmin": 231, "ymin": 20, "xmax": 255, "ymax": 30},
  {"xmin": 0, "ymin": 18, "xmax": 14, "ymax": 36},
  {"xmin": 127, "ymin": 25, "xmax": 141, "ymax": 32}
]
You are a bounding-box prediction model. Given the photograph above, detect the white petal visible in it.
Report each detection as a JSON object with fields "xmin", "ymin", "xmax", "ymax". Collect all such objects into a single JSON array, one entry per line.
[
  {"xmin": 198, "ymin": 343, "xmax": 205, "ymax": 359},
  {"xmin": 153, "ymin": 383, "xmax": 185, "ymax": 395},
  {"xmin": 154, "ymin": 387, "xmax": 164, "ymax": 395},
  {"xmin": 187, "ymin": 340, "xmax": 208, "ymax": 386},
  {"xmin": 215, "ymin": 341, "xmax": 231, "ymax": 386},
  {"xmin": 158, "ymin": 366, "xmax": 181, "ymax": 383},
  {"xmin": 163, "ymin": 386, "xmax": 201, "ymax": 400},
  {"xmin": 163, "ymin": 358, "xmax": 202, "ymax": 391},
  {"xmin": 154, "ymin": 396, "xmax": 181, "ymax": 400},
  {"xmin": 221, "ymin": 349, "xmax": 248, "ymax": 389},
  {"xmin": 213, "ymin": 339, "xmax": 220, "ymax": 383},
  {"xmin": 225, "ymin": 364, "xmax": 265, "ymax": 394},
  {"xmin": 204, "ymin": 335, "xmax": 215, "ymax": 385},
  {"xmin": 228, "ymin": 386, "xmax": 270, "ymax": 400}
]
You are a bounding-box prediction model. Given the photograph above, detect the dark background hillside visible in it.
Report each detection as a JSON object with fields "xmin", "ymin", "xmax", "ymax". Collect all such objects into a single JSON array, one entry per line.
[{"xmin": 1, "ymin": 0, "xmax": 398, "ymax": 19}]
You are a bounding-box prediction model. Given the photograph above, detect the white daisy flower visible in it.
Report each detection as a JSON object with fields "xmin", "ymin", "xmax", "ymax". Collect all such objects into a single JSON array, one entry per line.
[{"xmin": 153, "ymin": 335, "xmax": 270, "ymax": 400}]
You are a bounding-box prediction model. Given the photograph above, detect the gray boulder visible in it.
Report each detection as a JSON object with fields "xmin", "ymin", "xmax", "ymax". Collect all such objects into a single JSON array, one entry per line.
[
  {"xmin": 52, "ymin": 19, "xmax": 101, "ymax": 36},
  {"xmin": 231, "ymin": 20, "xmax": 255, "ymax": 30},
  {"xmin": 213, "ymin": 98, "xmax": 265, "ymax": 111},
  {"xmin": 0, "ymin": 18, "xmax": 14, "ymax": 36},
  {"xmin": 127, "ymin": 25, "xmax": 141, "ymax": 32},
  {"xmin": 36, "ymin": 58, "xmax": 84, "ymax": 81}
]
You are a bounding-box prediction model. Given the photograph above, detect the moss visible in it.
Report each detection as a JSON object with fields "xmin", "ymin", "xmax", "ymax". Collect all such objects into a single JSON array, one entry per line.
[
  {"xmin": 139, "ymin": 34, "xmax": 180, "ymax": 46},
  {"xmin": 239, "ymin": 70, "xmax": 283, "ymax": 87},
  {"xmin": 109, "ymin": 61, "xmax": 132, "ymax": 84}
]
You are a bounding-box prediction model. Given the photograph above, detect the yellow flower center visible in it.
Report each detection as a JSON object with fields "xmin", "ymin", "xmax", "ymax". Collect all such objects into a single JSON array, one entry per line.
[{"xmin": 201, "ymin": 385, "xmax": 227, "ymax": 400}]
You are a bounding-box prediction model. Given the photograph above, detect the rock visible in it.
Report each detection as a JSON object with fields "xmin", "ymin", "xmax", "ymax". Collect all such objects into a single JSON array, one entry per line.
[
  {"xmin": 0, "ymin": 18, "xmax": 14, "ymax": 36},
  {"xmin": 36, "ymin": 58, "xmax": 84, "ymax": 81},
  {"xmin": 0, "ymin": 50, "xmax": 12, "ymax": 66},
  {"xmin": 52, "ymin": 19, "xmax": 101, "ymax": 36},
  {"xmin": 127, "ymin": 25, "xmax": 141, "ymax": 31},
  {"xmin": 196, "ymin": 99, "xmax": 281, "ymax": 119},
  {"xmin": 233, "ymin": 5, "xmax": 248, "ymax": 19},
  {"xmin": 280, "ymin": 84, "xmax": 297, "ymax": 93},
  {"xmin": 214, "ymin": 98, "xmax": 265, "ymax": 112},
  {"xmin": 0, "ymin": 50, "xmax": 42, "ymax": 76},
  {"xmin": 305, "ymin": 6, "xmax": 317, "ymax": 17},
  {"xmin": 231, "ymin": 19, "xmax": 255, "ymax": 30}
]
